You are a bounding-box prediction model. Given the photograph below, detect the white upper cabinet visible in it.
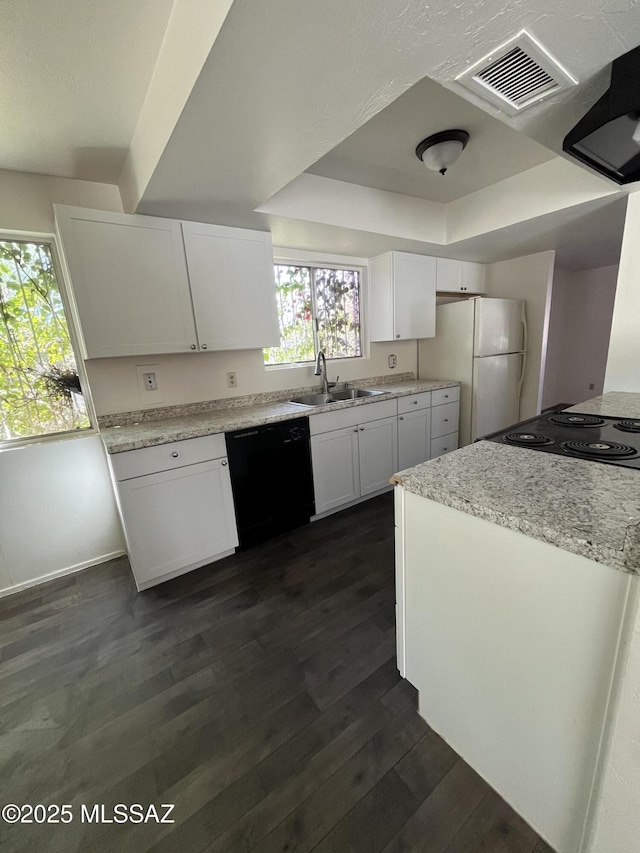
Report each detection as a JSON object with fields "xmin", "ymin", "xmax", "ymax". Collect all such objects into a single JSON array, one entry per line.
[
  {"xmin": 436, "ymin": 258, "xmax": 486, "ymax": 294},
  {"xmin": 181, "ymin": 221, "xmax": 280, "ymax": 351},
  {"xmin": 55, "ymin": 206, "xmax": 197, "ymax": 358},
  {"xmin": 369, "ymin": 252, "xmax": 436, "ymax": 341},
  {"xmin": 55, "ymin": 206, "xmax": 281, "ymax": 358}
]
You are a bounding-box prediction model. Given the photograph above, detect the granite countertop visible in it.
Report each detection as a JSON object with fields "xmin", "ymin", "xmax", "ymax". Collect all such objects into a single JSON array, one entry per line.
[
  {"xmin": 100, "ymin": 377, "xmax": 458, "ymax": 454},
  {"xmin": 393, "ymin": 392, "xmax": 640, "ymax": 574},
  {"xmin": 566, "ymin": 392, "xmax": 640, "ymax": 419}
]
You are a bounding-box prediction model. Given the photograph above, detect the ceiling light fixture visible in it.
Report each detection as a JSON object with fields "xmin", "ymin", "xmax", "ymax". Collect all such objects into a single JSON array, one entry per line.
[{"xmin": 415, "ymin": 129, "xmax": 470, "ymax": 175}]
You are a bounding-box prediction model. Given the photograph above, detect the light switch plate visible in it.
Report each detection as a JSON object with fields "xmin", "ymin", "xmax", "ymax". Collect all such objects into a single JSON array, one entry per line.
[{"xmin": 136, "ymin": 364, "xmax": 164, "ymax": 405}]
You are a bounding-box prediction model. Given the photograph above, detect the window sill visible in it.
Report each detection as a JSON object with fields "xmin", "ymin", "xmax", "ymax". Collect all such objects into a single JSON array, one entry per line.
[{"xmin": 0, "ymin": 427, "xmax": 97, "ymax": 453}]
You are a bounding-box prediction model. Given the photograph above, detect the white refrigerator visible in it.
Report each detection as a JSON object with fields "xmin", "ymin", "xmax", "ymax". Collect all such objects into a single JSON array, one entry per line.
[{"xmin": 418, "ymin": 297, "xmax": 527, "ymax": 447}]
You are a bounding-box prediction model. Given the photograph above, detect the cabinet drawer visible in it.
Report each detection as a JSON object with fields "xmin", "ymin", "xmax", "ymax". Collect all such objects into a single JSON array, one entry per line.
[
  {"xmin": 309, "ymin": 399, "xmax": 397, "ymax": 435},
  {"xmin": 432, "ymin": 386, "xmax": 459, "ymax": 406},
  {"xmin": 431, "ymin": 402, "xmax": 459, "ymax": 438},
  {"xmin": 431, "ymin": 432, "xmax": 458, "ymax": 459},
  {"xmin": 110, "ymin": 433, "xmax": 227, "ymax": 481},
  {"xmin": 398, "ymin": 392, "xmax": 432, "ymax": 414}
]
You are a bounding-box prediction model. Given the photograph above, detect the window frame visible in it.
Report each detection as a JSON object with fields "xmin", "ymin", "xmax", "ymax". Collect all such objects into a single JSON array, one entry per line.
[
  {"xmin": 0, "ymin": 229, "xmax": 97, "ymax": 449},
  {"xmin": 265, "ymin": 254, "xmax": 368, "ymax": 369}
]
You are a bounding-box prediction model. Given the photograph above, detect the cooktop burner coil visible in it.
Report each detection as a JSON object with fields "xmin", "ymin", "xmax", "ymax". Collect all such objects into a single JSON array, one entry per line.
[
  {"xmin": 561, "ymin": 440, "xmax": 638, "ymax": 459},
  {"xmin": 549, "ymin": 414, "xmax": 606, "ymax": 428},
  {"xmin": 614, "ymin": 420, "xmax": 640, "ymax": 433},
  {"xmin": 505, "ymin": 432, "xmax": 554, "ymax": 446}
]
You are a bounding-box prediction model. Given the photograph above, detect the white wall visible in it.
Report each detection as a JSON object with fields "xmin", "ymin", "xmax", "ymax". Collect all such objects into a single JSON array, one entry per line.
[
  {"xmin": 120, "ymin": 0, "xmax": 233, "ymax": 212},
  {"xmin": 0, "ymin": 170, "xmax": 125, "ymax": 596},
  {"xmin": 84, "ymin": 248, "xmax": 418, "ymax": 416},
  {"xmin": 543, "ymin": 265, "xmax": 618, "ymax": 408},
  {"xmin": 586, "ymin": 579, "xmax": 640, "ymax": 853},
  {"xmin": 0, "ymin": 436, "xmax": 124, "ymax": 595},
  {"xmin": 485, "ymin": 250, "xmax": 555, "ymax": 419},
  {"xmin": 604, "ymin": 191, "xmax": 640, "ymax": 392}
]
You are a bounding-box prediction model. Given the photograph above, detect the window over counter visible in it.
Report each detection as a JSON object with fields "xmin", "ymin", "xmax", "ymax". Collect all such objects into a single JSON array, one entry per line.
[
  {"xmin": 264, "ymin": 264, "xmax": 362, "ymax": 366},
  {"xmin": 0, "ymin": 237, "xmax": 90, "ymax": 442}
]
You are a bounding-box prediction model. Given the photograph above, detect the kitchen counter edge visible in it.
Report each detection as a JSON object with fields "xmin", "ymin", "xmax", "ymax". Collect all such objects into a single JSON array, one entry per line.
[{"xmin": 100, "ymin": 379, "xmax": 459, "ymax": 455}]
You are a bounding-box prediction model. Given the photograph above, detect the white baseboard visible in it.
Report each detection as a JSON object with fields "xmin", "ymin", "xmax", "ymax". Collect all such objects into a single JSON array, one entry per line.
[
  {"xmin": 311, "ymin": 485, "xmax": 392, "ymax": 521},
  {"xmin": 0, "ymin": 549, "xmax": 127, "ymax": 599}
]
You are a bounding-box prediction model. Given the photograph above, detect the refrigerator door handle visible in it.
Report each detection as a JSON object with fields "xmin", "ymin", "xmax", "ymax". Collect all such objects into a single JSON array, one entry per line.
[
  {"xmin": 517, "ymin": 304, "xmax": 528, "ymax": 408},
  {"xmin": 521, "ymin": 303, "xmax": 528, "ymax": 357},
  {"xmin": 517, "ymin": 350, "xmax": 527, "ymax": 405}
]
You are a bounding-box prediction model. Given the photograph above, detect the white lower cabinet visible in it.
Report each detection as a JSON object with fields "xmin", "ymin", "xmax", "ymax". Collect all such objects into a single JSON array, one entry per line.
[
  {"xmin": 358, "ymin": 416, "xmax": 399, "ymax": 496},
  {"xmin": 398, "ymin": 408, "xmax": 431, "ymax": 470},
  {"xmin": 310, "ymin": 426, "xmax": 361, "ymax": 514},
  {"xmin": 310, "ymin": 400, "xmax": 398, "ymax": 516},
  {"xmin": 397, "ymin": 391, "xmax": 432, "ymax": 471},
  {"xmin": 109, "ymin": 435, "xmax": 238, "ymax": 590}
]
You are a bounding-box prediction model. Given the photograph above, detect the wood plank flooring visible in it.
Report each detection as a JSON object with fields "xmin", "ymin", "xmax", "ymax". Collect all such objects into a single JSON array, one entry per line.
[{"xmin": 0, "ymin": 494, "xmax": 554, "ymax": 853}]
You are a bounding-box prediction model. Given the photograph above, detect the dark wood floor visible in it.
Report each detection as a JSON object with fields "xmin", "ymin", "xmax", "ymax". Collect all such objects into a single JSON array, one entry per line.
[{"xmin": 0, "ymin": 494, "xmax": 554, "ymax": 853}]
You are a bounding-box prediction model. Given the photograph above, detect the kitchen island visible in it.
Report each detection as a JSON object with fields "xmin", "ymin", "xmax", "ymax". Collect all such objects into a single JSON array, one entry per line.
[{"xmin": 392, "ymin": 392, "xmax": 640, "ymax": 853}]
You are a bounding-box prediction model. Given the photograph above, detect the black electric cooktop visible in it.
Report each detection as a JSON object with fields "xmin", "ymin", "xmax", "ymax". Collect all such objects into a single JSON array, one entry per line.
[{"xmin": 484, "ymin": 411, "xmax": 640, "ymax": 470}]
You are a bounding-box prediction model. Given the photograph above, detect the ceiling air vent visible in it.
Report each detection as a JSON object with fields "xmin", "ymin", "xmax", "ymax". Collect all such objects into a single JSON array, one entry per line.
[{"xmin": 456, "ymin": 31, "xmax": 577, "ymax": 115}]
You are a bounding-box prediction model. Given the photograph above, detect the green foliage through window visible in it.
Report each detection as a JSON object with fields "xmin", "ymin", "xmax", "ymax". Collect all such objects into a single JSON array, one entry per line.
[
  {"xmin": 0, "ymin": 240, "xmax": 90, "ymax": 441},
  {"xmin": 265, "ymin": 265, "xmax": 362, "ymax": 365}
]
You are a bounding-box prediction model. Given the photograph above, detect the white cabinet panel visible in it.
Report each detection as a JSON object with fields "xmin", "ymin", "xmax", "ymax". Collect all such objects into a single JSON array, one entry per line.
[
  {"xmin": 116, "ymin": 458, "xmax": 238, "ymax": 589},
  {"xmin": 431, "ymin": 432, "xmax": 458, "ymax": 458},
  {"xmin": 182, "ymin": 221, "xmax": 280, "ymax": 351},
  {"xmin": 398, "ymin": 408, "xmax": 431, "ymax": 470},
  {"xmin": 309, "ymin": 398, "xmax": 398, "ymax": 435},
  {"xmin": 431, "ymin": 401, "xmax": 459, "ymax": 439},
  {"xmin": 370, "ymin": 251, "xmax": 436, "ymax": 341},
  {"xmin": 311, "ymin": 427, "xmax": 360, "ymax": 515},
  {"xmin": 431, "ymin": 386, "xmax": 460, "ymax": 406},
  {"xmin": 436, "ymin": 258, "xmax": 486, "ymax": 294},
  {"xmin": 397, "ymin": 391, "xmax": 432, "ymax": 414},
  {"xmin": 359, "ymin": 416, "xmax": 398, "ymax": 496},
  {"xmin": 55, "ymin": 206, "xmax": 197, "ymax": 358}
]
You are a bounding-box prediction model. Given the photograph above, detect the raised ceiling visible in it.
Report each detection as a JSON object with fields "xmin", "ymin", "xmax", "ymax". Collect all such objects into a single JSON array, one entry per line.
[
  {"xmin": 305, "ymin": 76, "xmax": 555, "ymax": 203},
  {"xmin": 0, "ymin": 0, "xmax": 173, "ymax": 182}
]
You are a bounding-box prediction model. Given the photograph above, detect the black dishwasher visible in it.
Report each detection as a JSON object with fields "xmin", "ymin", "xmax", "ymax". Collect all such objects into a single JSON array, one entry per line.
[{"xmin": 225, "ymin": 417, "xmax": 315, "ymax": 549}]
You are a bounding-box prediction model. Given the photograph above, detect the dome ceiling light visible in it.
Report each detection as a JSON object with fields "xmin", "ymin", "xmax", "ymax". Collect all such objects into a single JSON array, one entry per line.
[{"xmin": 415, "ymin": 129, "xmax": 470, "ymax": 175}]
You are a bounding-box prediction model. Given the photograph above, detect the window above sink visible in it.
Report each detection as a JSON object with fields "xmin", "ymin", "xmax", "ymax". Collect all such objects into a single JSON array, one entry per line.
[{"xmin": 264, "ymin": 264, "xmax": 363, "ymax": 367}]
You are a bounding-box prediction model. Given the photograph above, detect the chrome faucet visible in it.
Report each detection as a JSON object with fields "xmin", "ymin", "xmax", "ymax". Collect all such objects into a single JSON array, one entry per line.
[{"xmin": 314, "ymin": 350, "xmax": 329, "ymax": 394}]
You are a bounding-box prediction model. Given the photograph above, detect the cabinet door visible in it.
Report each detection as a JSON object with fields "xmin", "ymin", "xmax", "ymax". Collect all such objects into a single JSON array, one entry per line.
[
  {"xmin": 460, "ymin": 260, "xmax": 486, "ymax": 293},
  {"xmin": 393, "ymin": 253, "xmax": 436, "ymax": 340},
  {"xmin": 358, "ymin": 415, "xmax": 398, "ymax": 496},
  {"xmin": 431, "ymin": 401, "xmax": 460, "ymax": 439},
  {"xmin": 55, "ymin": 205, "xmax": 197, "ymax": 358},
  {"xmin": 436, "ymin": 257, "xmax": 462, "ymax": 291},
  {"xmin": 398, "ymin": 408, "xmax": 431, "ymax": 470},
  {"xmin": 436, "ymin": 258, "xmax": 485, "ymax": 293},
  {"xmin": 117, "ymin": 458, "xmax": 238, "ymax": 588},
  {"xmin": 182, "ymin": 221, "xmax": 280, "ymax": 350},
  {"xmin": 311, "ymin": 427, "xmax": 360, "ymax": 514},
  {"xmin": 431, "ymin": 432, "xmax": 458, "ymax": 458}
]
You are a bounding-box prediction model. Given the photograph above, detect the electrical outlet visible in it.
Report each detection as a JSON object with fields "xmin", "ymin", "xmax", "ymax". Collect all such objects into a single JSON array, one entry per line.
[
  {"xmin": 227, "ymin": 371, "xmax": 237, "ymax": 388},
  {"xmin": 589, "ymin": 382, "xmax": 595, "ymax": 390},
  {"xmin": 143, "ymin": 372, "xmax": 157, "ymax": 391},
  {"xmin": 136, "ymin": 364, "xmax": 164, "ymax": 405},
  {"xmin": 388, "ymin": 354, "xmax": 397, "ymax": 369}
]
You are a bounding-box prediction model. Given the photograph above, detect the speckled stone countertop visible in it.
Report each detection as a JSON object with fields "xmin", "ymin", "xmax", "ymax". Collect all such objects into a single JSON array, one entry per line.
[
  {"xmin": 566, "ymin": 392, "xmax": 640, "ymax": 419},
  {"xmin": 393, "ymin": 392, "xmax": 640, "ymax": 574},
  {"xmin": 100, "ymin": 376, "xmax": 458, "ymax": 455}
]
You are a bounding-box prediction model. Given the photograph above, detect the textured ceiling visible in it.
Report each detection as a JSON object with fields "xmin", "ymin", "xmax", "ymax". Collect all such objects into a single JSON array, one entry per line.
[{"xmin": 0, "ymin": 0, "xmax": 174, "ymax": 182}]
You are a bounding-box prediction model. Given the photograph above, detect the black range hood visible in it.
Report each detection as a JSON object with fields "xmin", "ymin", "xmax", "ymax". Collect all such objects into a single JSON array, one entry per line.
[{"xmin": 563, "ymin": 46, "xmax": 640, "ymax": 184}]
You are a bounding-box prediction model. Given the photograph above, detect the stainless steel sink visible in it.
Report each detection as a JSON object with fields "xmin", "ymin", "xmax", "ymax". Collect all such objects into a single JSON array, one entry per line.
[
  {"xmin": 329, "ymin": 389, "xmax": 384, "ymax": 400},
  {"xmin": 289, "ymin": 393, "xmax": 337, "ymax": 406},
  {"xmin": 289, "ymin": 388, "xmax": 384, "ymax": 406}
]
